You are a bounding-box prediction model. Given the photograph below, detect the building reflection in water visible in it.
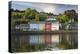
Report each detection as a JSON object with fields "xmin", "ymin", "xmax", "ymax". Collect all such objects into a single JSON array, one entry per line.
[{"xmin": 11, "ymin": 33, "xmax": 78, "ymax": 52}]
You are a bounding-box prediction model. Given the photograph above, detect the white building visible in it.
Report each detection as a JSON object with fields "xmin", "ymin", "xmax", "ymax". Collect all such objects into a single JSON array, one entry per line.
[
  {"xmin": 28, "ymin": 22, "xmax": 39, "ymax": 31},
  {"xmin": 46, "ymin": 17, "xmax": 59, "ymax": 31},
  {"xmin": 51, "ymin": 22, "xmax": 59, "ymax": 31},
  {"xmin": 38, "ymin": 22, "xmax": 45, "ymax": 31},
  {"xmin": 15, "ymin": 24, "xmax": 29, "ymax": 31},
  {"xmin": 28, "ymin": 22, "xmax": 45, "ymax": 31}
]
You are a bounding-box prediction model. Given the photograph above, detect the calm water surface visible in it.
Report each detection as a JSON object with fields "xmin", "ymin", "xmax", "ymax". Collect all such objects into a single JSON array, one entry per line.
[{"xmin": 11, "ymin": 33, "xmax": 78, "ymax": 52}]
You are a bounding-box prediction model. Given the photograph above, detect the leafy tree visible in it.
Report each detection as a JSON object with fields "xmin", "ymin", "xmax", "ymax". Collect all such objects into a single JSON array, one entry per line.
[
  {"xmin": 64, "ymin": 9, "xmax": 78, "ymax": 23},
  {"xmin": 35, "ymin": 14, "xmax": 39, "ymax": 21},
  {"xmin": 57, "ymin": 14, "xmax": 69, "ymax": 23},
  {"xmin": 23, "ymin": 8, "xmax": 39, "ymax": 21},
  {"xmin": 11, "ymin": 12, "xmax": 24, "ymax": 19}
]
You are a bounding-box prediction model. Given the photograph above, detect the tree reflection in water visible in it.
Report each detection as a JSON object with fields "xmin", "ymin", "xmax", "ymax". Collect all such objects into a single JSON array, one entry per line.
[{"xmin": 11, "ymin": 33, "xmax": 78, "ymax": 52}]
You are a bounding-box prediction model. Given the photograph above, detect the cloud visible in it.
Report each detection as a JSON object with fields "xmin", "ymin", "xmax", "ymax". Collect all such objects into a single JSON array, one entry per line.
[{"xmin": 11, "ymin": 1, "xmax": 78, "ymax": 14}]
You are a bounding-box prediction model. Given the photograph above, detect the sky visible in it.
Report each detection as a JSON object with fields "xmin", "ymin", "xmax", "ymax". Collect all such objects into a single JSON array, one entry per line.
[{"xmin": 11, "ymin": 1, "xmax": 78, "ymax": 15}]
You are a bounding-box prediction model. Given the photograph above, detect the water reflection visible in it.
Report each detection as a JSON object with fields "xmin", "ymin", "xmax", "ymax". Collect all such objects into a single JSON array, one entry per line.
[
  {"xmin": 59, "ymin": 34, "xmax": 78, "ymax": 49},
  {"xmin": 11, "ymin": 34, "xmax": 78, "ymax": 52}
]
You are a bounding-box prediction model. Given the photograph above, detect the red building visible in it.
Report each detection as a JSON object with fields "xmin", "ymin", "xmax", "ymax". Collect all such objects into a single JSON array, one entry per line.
[{"xmin": 45, "ymin": 22, "xmax": 51, "ymax": 32}]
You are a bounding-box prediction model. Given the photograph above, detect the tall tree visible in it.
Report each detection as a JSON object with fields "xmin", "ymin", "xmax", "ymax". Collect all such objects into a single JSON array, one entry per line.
[
  {"xmin": 35, "ymin": 14, "xmax": 39, "ymax": 21},
  {"xmin": 23, "ymin": 8, "xmax": 39, "ymax": 21},
  {"xmin": 64, "ymin": 9, "xmax": 78, "ymax": 23},
  {"xmin": 57, "ymin": 14, "xmax": 69, "ymax": 23}
]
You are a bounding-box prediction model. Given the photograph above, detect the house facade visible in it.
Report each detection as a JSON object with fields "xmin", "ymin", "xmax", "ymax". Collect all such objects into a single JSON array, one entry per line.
[
  {"xmin": 15, "ymin": 16, "xmax": 59, "ymax": 31},
  {"xmin": 15, "ymin": 24, "xmax": 29, "ymax": 31},
  {"xmin": 28, "ymin": 22, "xmax": 45, "ymax": 31},
  {"xmin": 46, "ymin": 17, "xmax": 59, "ymax": 31}
]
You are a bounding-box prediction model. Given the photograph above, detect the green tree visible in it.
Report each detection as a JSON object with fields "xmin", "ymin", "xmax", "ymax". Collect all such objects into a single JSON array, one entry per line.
[
  {"xmin": 35, "ymin": 14, "xmax": 39, "ymax": 21},
  {"xmin": 23, "ymin": 8, "xmax": 39, "ymax": 21},
  {"xmin": 57, "ymin": 14, "xmax": 69, "ymax": 23},
  {"xmin": 64, "ymin": 9, "xmax": 78, "ymax": 23}
]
